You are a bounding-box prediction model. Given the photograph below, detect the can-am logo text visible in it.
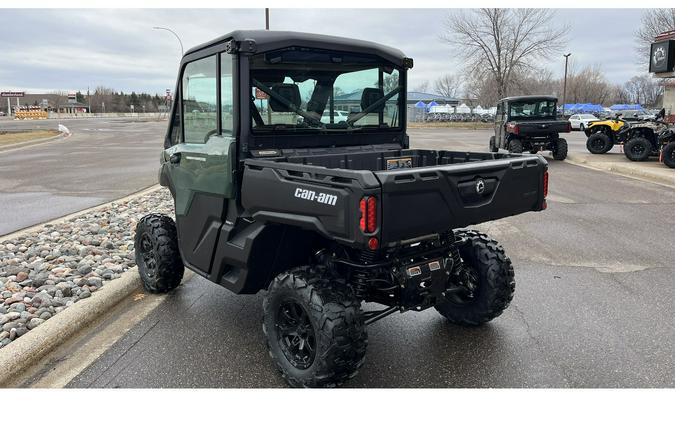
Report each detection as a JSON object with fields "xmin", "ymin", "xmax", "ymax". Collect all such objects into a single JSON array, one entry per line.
[{"xmin": 294, "ymin": 188, "xmax": 338, "ymax": 206}]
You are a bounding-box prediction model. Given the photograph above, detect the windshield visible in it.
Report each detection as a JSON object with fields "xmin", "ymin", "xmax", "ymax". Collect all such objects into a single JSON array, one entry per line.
[
  {"xmin": 509, "ymin": 99, "xmax": 556, "ymax": 119},
  {"xmin": 249, "ymin": 48, "xmax": 402, "ymax": 132}
]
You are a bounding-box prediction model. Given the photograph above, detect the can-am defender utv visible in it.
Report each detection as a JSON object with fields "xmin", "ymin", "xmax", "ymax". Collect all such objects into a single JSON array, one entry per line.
[
  {"xmin": 135, "ymin": 30, "xmax": 549, "ymax": 388},
  {"xmin": 489, "ymin": 95, "xmax": 570, "ymax": 160}
]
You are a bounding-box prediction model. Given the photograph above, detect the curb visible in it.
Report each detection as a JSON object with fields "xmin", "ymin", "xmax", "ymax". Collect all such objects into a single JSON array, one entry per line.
[
  {"xmin": 566, "ymin": 153, "xmax": 675, "ymax": 188},
  {"xmin": 0, "ymin": 269, "xmax": 142, "ymax": 386},
  {"xmin": 0, "ymin": 132, "xmax": 67, "ymax": 153}
]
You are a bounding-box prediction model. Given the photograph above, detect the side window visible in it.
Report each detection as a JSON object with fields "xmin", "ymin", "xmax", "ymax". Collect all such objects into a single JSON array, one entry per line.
[
  {"xmin": 182, "ymin": 55, "xmax": 217, "ymax": 144},
  {"xmin": 169, "ymin": 98, "xmax": 181, "ymax": 145},
  {"xmin": 221, "ymin": 54, "xmax": 234, "ymax": 134}
]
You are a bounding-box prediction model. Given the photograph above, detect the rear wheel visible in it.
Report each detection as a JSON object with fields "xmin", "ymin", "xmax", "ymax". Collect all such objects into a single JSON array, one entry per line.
[
  {"xmin": 552, "ymin": 138, "xmax": 568, "ymax": 160},
  {"xmin": 662, "ymin": 142, "xmax": 675, "ymax": 168},
  {"xmin": 435, "ymin": 230, "xmax": 515, "ymax": 326},
  {"xmin": 263, "ymin": 266, "xmax": 367, "ymax": 388},
  {"xmin": 134, "ymin": 214, "xmax": 184, "ymax": 293},
  {"xmin": 586, "ymin": 132, "xmax": 611, "ymax": 154},
  {"xmin": 508, "ymin": 139, "xmax": 523, "ymax": 154},
  {"xmin": 624, "ymin": 137, "xmax": 651, "ymax": 161}
]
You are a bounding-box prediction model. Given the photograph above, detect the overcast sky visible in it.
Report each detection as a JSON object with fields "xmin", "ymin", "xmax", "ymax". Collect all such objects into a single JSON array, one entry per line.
[{"xmin": 0, "ymin": 8, "xmax": 647, "ymax": 96}]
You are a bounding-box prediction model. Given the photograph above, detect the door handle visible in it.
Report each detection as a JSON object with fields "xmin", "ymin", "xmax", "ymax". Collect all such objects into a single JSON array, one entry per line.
[{"xmin": 169, "ymin": 153, "xmax": 181, "ymax": 164}]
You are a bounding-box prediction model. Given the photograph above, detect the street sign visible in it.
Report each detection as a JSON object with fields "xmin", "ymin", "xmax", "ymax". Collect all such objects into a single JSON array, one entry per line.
[
  {"xmin": 1, "ymin": 91, "xmax": 24, "ymax": 97},
  {"xmin": 255, "ymin": 88, "xmax": 269, "ymax": 100}
]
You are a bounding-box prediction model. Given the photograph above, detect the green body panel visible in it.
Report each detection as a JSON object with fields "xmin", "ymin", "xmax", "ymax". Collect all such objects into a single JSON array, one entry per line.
[{"xmin": 162, "ymin": 135, "xmax": 236, "ymax": 216}]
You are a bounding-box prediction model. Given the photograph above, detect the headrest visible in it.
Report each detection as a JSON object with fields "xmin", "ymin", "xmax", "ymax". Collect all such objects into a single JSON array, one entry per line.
[
  {"xmin": 269, "ymin": 83, "xmax": 301, "ymax": 112},
  {"xmin": 360, "ymin": 88, "xmax": 384, "ymax": 113}
]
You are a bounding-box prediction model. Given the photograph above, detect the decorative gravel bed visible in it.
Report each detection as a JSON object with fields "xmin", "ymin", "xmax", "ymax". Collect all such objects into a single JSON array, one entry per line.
[{"xmin": 0, "ymin": 188, "xmax": 173, "ymax": 349}]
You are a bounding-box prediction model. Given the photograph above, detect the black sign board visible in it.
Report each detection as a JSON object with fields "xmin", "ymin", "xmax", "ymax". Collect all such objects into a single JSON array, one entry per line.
[
  {"xmin": 1, "ymin": 91, "xmax": 24, "ymax": 97},
  {"xmin": 649, "ymin": 40, "xmax": 675, "ymax": 73}
]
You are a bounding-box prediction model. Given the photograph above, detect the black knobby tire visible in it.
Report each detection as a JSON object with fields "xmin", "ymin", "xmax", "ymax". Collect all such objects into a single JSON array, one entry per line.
[
  {"xmin": 489, "ymin": 136, "xmax": 498, "ymax": 153},
  {"xmin": 263, "ymin": 266, "xmax": 367, "ymax": 388},
  {"xmin": 662, "ymin": 142, "xmax": 675, "ymax": 168},
  {"xmin": 435, "ymin": 230, "xmax": 515, "ymax": 326},
  {"xmin": 508, "ymin": 139, "xmax": 523, "ymax": 154},
  {"xmin": 134, "ymin": 214, "xmax": 184, "ymax": 294},
  {"xmin": 624, "ymin": 137, "xmax": 651, "ymax": 162},
  {"xmin": 552, "ymin": 138, "xmax": 568, "ymax": 160},
  {"xmin": 586, "ymin": 132, "xmax": 611, "ymax": 154}
]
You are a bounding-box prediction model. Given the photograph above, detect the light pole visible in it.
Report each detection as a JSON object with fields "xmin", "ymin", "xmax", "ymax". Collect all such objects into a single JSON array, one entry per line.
[
  {"xmin": 153, "ymin": 26, "xmax": 184, "ymax": 56},
  {"xmin": 265, "ymin": 8, "xmax": 270, "ymax": 30},
  {"xmin": 562, "ymin": 53, "xmax": 571, "ymax": 116}
]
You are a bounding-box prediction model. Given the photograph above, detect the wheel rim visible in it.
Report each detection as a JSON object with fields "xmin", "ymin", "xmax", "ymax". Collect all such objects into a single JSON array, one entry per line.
[
  {"xmin": 669, "ymin": 147, "xmax": 675, "ymax": 162},
  {"xmin": 631, "ymin": 143, "xmax": 646, "ymax": 156},
  {"xmin": 139, "ymin": 233, "xmax": 157, "ymax": 278},
  {"xmin": 590, "ymin": 137, "xmax": 605, "ymax": 151},
  {"xmin": 275, "ymin": 300, "xmax": 316, "ymax": 369}
]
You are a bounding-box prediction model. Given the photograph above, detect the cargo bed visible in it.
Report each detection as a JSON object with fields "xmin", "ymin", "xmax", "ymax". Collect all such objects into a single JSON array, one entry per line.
[{"xmin": 242, "ymin": 149, "xmax": 548, "ymax": 248}]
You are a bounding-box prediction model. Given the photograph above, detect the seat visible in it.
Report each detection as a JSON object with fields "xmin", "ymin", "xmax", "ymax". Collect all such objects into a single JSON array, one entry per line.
[
  {"xmin": 360, "ymin": 87, "xmax": 385, "ymax": 113},
  {"xmin": 269, "ymin": 83, "xmax": 301, "ymax": 112}
]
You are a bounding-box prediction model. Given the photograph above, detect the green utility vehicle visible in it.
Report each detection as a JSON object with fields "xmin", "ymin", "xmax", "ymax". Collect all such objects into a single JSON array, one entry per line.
[
  {"xmin": 135, "ymin": 30, "xmax": 549, "ymax": 388},
  {"xmin": 490, "ymin": 95, "xmax": 570, "ymax": 160}
]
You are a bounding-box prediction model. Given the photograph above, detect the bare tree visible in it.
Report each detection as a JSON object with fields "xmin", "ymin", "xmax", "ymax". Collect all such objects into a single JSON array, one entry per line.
[
  {"xmin": 413, "ymin": 80, "xmax": 430, "ymax": 93},
  {"xmin": 442, "ymin": 8, "xmax": 569, "ymax": 99},
  {"xmin": 624, "ymin": 75, "xmax": 664, "ymax": 106},
  {"xmin": 565, "ymin": 65, "xmax": 613, "ymax": 104},
  {"xmin": 635, "ymin": 8, "xmax": 675, "ymax": 64},
  {"xmin": 434, "ymin": 74, "xmax": 462, "ymax": 98}
]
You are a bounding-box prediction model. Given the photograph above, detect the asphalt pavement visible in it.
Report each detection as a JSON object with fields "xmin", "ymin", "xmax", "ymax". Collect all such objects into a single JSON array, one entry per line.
[
  {"xmin": 52, "ymin": 129, "xmax": 675, "ymax": 388},
  {"xmin": 0, "ymin": 117, "xmax": 165, "ymax": 235}
]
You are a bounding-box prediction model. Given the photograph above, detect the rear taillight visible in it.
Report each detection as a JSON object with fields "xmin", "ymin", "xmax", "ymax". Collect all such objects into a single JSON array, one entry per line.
[
  {"xmin": 543, "ymin": 171, "xmax": 549, "ymax": 198},
  {"xmin": 367, "ymin": 197, "xmax": 377, "ymax": 232},
  {"xmin": 359, "ymin": 196, "xmax": 377, "ymax": 234}
]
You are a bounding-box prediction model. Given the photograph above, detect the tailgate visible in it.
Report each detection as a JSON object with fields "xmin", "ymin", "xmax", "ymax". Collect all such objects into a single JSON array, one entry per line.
[
  {"xmin": 374, "ymin": 154, "xmax": 547, "ymax": 244},
  {"xmin": 519, "ymin": 120, "xmax": 570, "ymax": 136}
]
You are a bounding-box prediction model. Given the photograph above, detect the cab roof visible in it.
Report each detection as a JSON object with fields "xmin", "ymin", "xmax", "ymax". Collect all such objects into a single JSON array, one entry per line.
[
  {"xmin": 499, "ymin": 95, "xmax": 558, "ymax": 103},
  {"xmin": 184, "ymin": 30, "xmax": 411, "ymax": 67}
]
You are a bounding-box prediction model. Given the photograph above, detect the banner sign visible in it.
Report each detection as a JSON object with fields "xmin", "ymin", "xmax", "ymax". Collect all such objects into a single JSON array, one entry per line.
[{"xmin": 1, "ymin": 91, "xmax": 24, "ymax": 97}]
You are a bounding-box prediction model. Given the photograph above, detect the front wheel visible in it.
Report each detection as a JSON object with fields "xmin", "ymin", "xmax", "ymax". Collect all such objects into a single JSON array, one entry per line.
[
  {"xmin": 662, "ymin": 142, "xmax": 675, "ymax": 168},
  {"xmin": 263, "ymin": 266, "xmax": 367, "ymax": 388},
  {"xmin": 134, "ymin": 214, "xmax": 184, "ymax": 293},
  {"xmin": 552, "ymin": 138, "xmax": 568, "ymax": 160},
  {"xmin": 435, "ymin": 230, "xmax": 515, "ymax": 326},
  {"xmin": 624, "ymin": 137, "xmax": 651, "ymax": 161},
  {"xmin": 586, "ymin": 132, "xmax": 612, "ymax": 154}
]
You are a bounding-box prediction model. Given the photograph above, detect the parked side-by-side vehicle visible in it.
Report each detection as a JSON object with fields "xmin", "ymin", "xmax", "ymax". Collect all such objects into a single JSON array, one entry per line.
[
  {"xmin": 134, "ymin": 30, "xmax": 549, "ymax": 387},
  {"xmin": 490, "ymin": 95, "xmax": 570, "ymax": 160}
]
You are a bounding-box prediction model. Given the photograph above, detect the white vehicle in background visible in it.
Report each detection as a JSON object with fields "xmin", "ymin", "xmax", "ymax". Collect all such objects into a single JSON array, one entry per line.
[
  {"xmin": 320, "ymin": 110, "xmax": 349, "ymax": 124},
  {"xmin": 568, "ymin": 113, "xmax": 600, "ymax": 131}
]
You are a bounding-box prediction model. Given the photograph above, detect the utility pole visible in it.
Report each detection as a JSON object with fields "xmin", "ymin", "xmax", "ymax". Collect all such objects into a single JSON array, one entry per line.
[
  {"xmin": 562, "ymin": 53, "xmax": 571, "ymax": 116},
  {"xmin": 265, "ymin": 8, "xmax": 270, "ymax": 30}
]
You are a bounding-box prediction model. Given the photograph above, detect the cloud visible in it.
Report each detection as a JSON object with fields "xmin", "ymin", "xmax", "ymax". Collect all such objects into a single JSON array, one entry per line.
[{"xmin": 0, "ymin": 8, "xmax": 649, "ymax": 96}]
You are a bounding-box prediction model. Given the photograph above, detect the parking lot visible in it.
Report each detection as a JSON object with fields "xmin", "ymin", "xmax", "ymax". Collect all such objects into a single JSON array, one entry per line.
[
  {"xmin": 0, "ymin": 117, "xmax": 164, "ymax": 235},
  {"xmin": 7, "ymin": 119, "xmax": 673, "ymax": 388}
]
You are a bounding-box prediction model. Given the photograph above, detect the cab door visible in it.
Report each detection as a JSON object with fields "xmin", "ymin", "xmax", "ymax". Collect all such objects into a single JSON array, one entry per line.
[{"xmin": 163, "ymin": 52, "xmax": 236, "ymax": 275}]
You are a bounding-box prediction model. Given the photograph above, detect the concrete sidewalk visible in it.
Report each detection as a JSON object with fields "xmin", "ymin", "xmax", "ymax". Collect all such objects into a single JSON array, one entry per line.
[{"xmin": 567, "ymin": 151, "xmax": 675, "ymax": 188}]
